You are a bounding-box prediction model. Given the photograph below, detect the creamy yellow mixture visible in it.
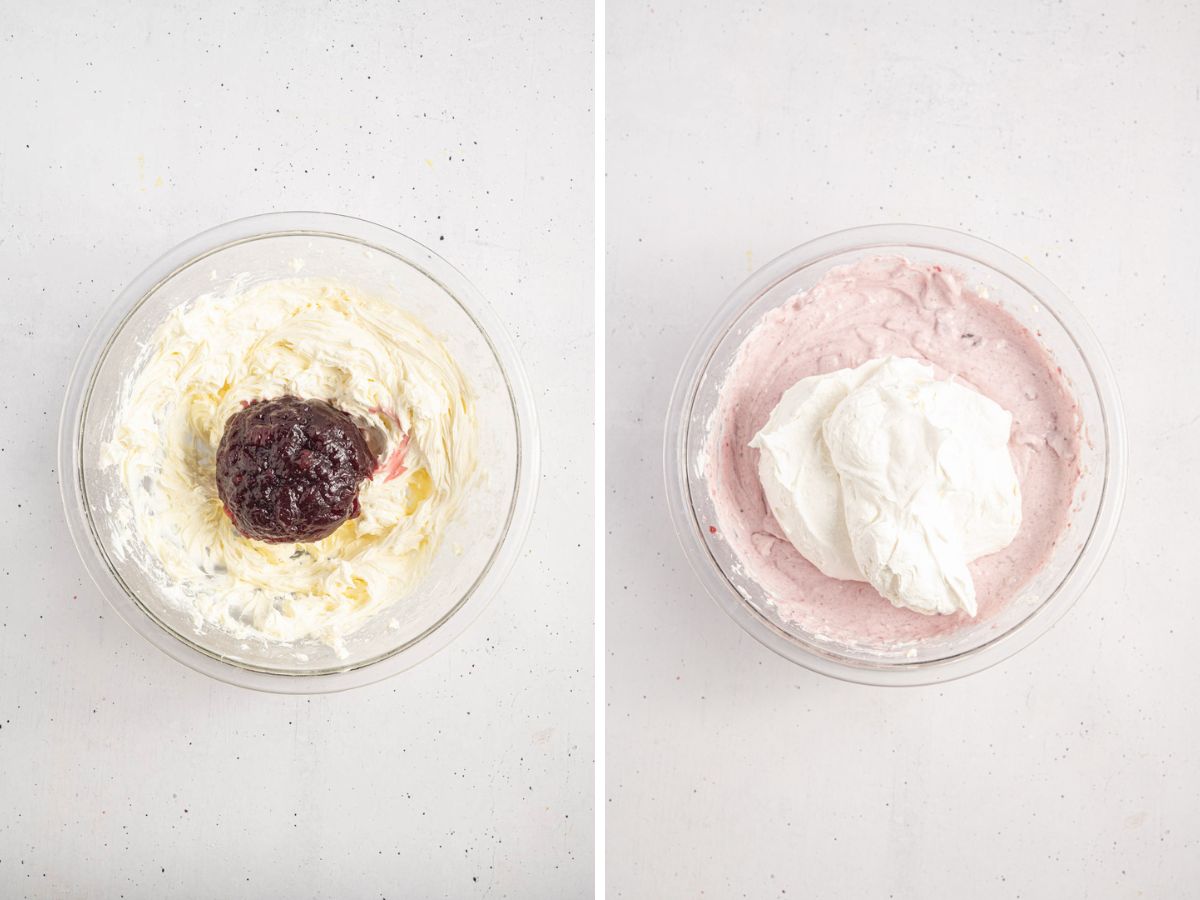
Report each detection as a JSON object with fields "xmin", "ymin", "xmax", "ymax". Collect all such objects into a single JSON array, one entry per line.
[{"xmin": 103, "ymin": 278, "xmax": 476, "ymax": 655}]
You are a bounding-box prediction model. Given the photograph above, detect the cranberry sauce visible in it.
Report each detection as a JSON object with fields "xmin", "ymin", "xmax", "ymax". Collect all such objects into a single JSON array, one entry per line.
[{"xmin": 215, "ymin": 396, "xmax": 377, "ymax": 543}]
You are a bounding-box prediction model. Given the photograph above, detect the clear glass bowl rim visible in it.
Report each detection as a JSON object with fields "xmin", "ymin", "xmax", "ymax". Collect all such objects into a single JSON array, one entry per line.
[
  {"xmin": 664, "ymin": 223, "xmax": 1127, "ymax": 687},
  {"xmin": 59, "ymin": 211, "xmax": 540, "ymax": 694}
]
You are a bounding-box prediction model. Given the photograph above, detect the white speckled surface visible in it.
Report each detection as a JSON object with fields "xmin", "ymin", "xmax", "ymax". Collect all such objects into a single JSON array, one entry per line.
[
  {"xmin": 0, "ymin": 1, "xmax": 592, "ymax": 897},
  {"xmin": 607, "ymin": 1, "xmax": 1199, "ymax": 897}
]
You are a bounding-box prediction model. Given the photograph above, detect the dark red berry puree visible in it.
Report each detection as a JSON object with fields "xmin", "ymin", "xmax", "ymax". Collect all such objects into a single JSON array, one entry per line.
[{"xmin": 215, "ymin": 396, "xmax": 377, "ymax": 543}]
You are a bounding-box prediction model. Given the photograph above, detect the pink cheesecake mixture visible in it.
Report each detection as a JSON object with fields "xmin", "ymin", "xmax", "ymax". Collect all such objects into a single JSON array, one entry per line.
[{"xmin": 705, "ymin": 256, "xmax": 1081, "ymax": 647}]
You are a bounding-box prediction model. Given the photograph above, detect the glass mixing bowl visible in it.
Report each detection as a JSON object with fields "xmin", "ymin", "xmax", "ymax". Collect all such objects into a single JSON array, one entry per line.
[
  {"xmin": 60, "ymin": 212, "xmax": 538, "ymax": 693},
  {"xmin": 665, "ymin": 224, "xmax": 1126, "ymax": 686}
]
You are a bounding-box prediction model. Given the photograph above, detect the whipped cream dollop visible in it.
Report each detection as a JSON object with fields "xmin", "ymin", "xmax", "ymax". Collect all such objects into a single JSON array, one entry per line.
[
  {"xmin": 102, "ymin": 277, "xmax": 476, "ymax": 656},
  {"xmin": 750, "ymin": 356, "xmax": 1022, "ymax": 617}
]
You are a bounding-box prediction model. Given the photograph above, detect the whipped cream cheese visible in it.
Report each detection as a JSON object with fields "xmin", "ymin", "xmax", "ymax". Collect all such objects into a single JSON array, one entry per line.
[
  {"xmin": 102, "ymin": 277, "xmax": 476, "ymax": 656},
  {"xmin": 750, "ymin": 356, "xmax": 1021, "ymax": 616}
]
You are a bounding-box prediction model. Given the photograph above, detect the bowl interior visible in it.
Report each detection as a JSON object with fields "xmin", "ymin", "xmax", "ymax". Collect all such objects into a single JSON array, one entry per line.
[
  {"xmin": 685, "ymin": 243, "xmax": 1108, "ymax": 669},
  {"xmin": 78, "ymin": 231, "xmax": 518, "ymax": 675}
]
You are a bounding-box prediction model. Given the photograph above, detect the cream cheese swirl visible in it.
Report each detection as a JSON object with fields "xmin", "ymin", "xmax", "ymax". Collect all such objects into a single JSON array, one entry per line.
[{"xmin": 102, "ymin": 277, "xmax": 476, "ymax": 655}]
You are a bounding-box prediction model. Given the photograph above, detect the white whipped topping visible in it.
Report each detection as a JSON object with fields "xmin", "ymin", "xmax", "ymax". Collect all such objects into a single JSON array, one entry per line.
[
  {"xmin": 750, "ymin": 356, "xmax": 1021, "ymax": 616},
  {"xmin": 101, "ymin": 277, "xmax": 476, "ymax": 656}
]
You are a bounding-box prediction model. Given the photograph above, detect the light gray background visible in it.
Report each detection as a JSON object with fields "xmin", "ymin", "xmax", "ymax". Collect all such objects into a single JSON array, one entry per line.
[
  {"xmin": 608, "ymin": 1, "xmax": 1198, "ymax": 897},
  {"xmin": 0, "ymin": 1, "xmax": 593, "ymax": 897}
]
